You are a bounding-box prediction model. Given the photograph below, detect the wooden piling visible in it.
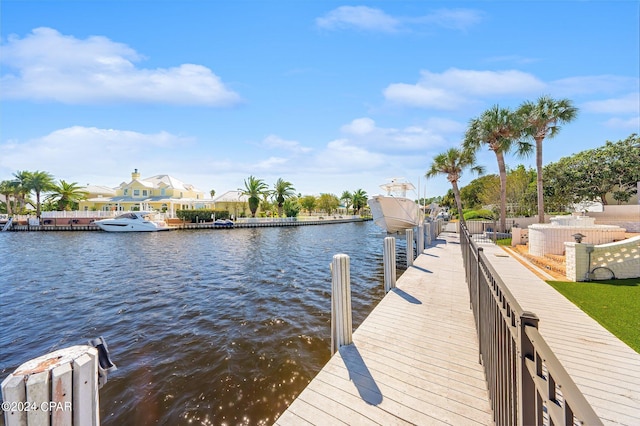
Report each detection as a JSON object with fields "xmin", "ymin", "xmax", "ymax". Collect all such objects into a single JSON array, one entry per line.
[
  {"xmin": 1, "ymin": 345, "xmax": 101, "ymax": 426},
  {"xmin": 330, "ymin": 254, "xmax": 352, "ymax": 355},
  {"xmin": 405, "ymin": 228, "xmax": 414, "ymax": 267},
  {"xmin": 417, "ymin": 224, "xmax": 424, "ymax": 254},
  {"xmin": 383, "ymin": 236, "xmax": 396, "ymax": 293}
]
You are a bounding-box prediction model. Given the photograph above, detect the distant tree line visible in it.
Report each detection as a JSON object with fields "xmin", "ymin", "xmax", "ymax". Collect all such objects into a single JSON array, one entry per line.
[{"xmin": 239, "ymin": 175, "xmax": 368, "ymax": 218}]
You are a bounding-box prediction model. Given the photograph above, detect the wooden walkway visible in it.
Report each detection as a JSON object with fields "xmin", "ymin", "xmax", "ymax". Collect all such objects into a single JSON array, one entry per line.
[
  {"xmin": 477, "ymin": 240, "xmax": 640, "ymax": 425},
  {"xmin": 275, "ymin": 234, "xmax": 493, "ymax": 425}
]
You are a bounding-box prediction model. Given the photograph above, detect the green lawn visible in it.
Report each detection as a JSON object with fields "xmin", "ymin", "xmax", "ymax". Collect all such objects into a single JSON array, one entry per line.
[{"xmin": 547, "ymin": 278, "xmax": 640, "ymax": 353}]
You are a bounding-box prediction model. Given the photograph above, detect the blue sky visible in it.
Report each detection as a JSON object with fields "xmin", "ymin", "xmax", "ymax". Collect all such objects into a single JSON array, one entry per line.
[{"xmin": 1, "ymin": 1, "xmax": 638, "ymax": 200}]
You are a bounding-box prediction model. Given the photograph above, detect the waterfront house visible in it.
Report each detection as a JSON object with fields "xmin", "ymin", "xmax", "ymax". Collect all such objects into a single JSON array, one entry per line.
[
  {"xmin": 79, "ymin": 169, "xmax": 212, "ymax": 217},
  {"xmin": 213, "ymin": 190, "xmax": 250, "ymax": 218}
]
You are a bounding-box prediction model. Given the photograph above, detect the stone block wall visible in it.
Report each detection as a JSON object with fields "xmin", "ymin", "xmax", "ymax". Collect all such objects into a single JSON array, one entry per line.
[{"xmin": 565, "ymin": 236, "xmax": 640, "ymax": 281}]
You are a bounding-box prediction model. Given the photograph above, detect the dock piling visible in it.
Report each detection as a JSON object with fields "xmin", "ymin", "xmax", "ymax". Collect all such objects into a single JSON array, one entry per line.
[
  {"xmin": 1, "ymin": 339, "xmax": 115, "ymax": 426},
  {"xmin": 405, "ymin": 228, "xmax": 414, "ymax": 267},
  {"xmin": 330, "ymin": 254, "xmax": 353, "ymax": 355},
  {"xmin": 417, "ymin": 224, "xmax": 424, "ymax": 253},
  {"xmin": 383, "ymin": 237, "xmax": 396, "ymax": 293}
]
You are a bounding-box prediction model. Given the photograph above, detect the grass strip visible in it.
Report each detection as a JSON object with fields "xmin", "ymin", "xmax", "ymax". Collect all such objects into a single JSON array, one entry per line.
[{"xmin": 546, "ymin": 278, "xmax": 640, "ymax": 353}]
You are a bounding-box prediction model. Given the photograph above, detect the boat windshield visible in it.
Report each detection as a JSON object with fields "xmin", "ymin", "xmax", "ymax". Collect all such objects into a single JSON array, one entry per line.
[{"xmin": 114, "ymin": 213, "xmax": 139, "ymax": 220}]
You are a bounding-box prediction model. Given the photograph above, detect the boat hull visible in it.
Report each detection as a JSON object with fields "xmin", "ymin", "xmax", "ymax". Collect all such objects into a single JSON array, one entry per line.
[
  {"xmin": 368, "ymin": 195, "xmax": 421, "ymax": 233},
  {"xmin": 94, "ymin": 214, "xmax": 171, "ymax": 232}
]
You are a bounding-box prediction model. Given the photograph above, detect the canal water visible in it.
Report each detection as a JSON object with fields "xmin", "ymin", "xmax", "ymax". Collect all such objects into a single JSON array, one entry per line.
[{"xmin": 0, "ymin": 221, "xmax": 409, "ymax": 425}]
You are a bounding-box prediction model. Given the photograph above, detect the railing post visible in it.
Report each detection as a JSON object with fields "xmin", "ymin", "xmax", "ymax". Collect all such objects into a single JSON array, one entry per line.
[
  {"xmin": 518, "ymin": 311, "xmax": 539, "ymax": 426},
  {"xmin": 331, "ymin": 254, "xmax": 353, "ymax": 355},
  {"xmin": 405, "ymin": 228, "xmax": 414, "ymax": 267},
  {"xmin": 476, "ymin": 247, "xmax": 484, "ymax": 365},
  {"xmin": 383, "ymin": 237, "xmax": 397, "ymax": 293}
]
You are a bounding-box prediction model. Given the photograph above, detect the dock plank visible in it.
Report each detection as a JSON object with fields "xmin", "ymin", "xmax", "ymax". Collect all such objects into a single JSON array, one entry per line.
[{"xmin": 275, "ymin": 234, "xmax": 494, "ymax": 425}]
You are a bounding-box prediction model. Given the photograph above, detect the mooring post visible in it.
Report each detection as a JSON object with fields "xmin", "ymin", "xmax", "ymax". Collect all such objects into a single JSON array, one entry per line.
[
  {"xmin": 426, "ymin": 222, "xmax": 433, "ymax": 246},
  {"xmin": 417, "ymin": 224, "xmax": 424, "ymax": 254},
  {"xmin": 383, "ymin": 237, "xmax": 397, "ymax": 293},
  {"xmin": 405, "ymin": 228, "xmax": 414, "ymax": 267},
  {"xmin": 331, "ymin": 254, "xmax": 353, "ymax": 355},
  {"xmin": 1, "ymin": 339, "xmax": 116, "ymax": 426}
]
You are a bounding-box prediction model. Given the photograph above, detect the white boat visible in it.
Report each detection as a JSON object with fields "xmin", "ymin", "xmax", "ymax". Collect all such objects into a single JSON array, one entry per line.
[
  {"xmin": 368, "ymin": 179, "xmax": 422, "ymax": 233},
  {"xmin": 94, "ymin": 212, "xmax": 171, "ymax": 232}
]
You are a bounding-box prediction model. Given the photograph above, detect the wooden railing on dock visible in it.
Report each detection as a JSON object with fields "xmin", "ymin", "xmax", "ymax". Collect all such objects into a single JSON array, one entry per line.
[{"xmin": 459, "ymin": 222, "xmax": 603, "ymax": 426}]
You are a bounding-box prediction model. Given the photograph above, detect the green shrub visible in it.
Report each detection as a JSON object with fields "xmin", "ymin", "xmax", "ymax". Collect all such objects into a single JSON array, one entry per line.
[
  {"xmin": 463, "ymin": 209, "xmax": 495, "ymax": 220},
  {"xmin": 176, "ymin": 209, "xmax": 229, "ymax": 222}
]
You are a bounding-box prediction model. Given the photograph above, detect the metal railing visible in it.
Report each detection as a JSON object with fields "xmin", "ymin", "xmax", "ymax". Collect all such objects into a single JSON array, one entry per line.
[{"xmin": 459, "ymin": 222, "xmax": 602, "ymax": 426}]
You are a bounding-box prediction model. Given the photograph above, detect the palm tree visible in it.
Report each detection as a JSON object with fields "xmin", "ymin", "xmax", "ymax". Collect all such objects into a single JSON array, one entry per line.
[
  {"xmin": 0, "ymin": 180, "xmax": 14, "ymax": 215},
  {"xmin": 351, "ymin": 189, "xmax": 368, "ymax": 215},
  {"xmin": 47, "ymin": 180, "xmax": 88, "ymax": 211},
  {"xmin": 518, "ymin": 96, "xmax": 578, "ymax": 223},
  {"xmin": 463, "ymin": 105, "xmax": 532, "ymax": 232},
  {"xmin": 25, "ymin": 171, "xmax": 55, "ymax": 218},
  {"xmin": 340, "ymin": 191, "xmax": 353, "ymax": 214},
  {"xmin": 12, "ymin": 170, "xmax": 32, "ymax": 212},
  {"xmin": 240, "ymin": 175, "xmax": 268, "ymax": 217},
  {"xmin": 210, "ymin": 189, "xmax": 216, "ymax": 198},
  {"xmin": 425, "ymin": 147, "xmax": 484, "ymax": 226},
  {"xmin": 272, "ymin": 178, "xmax": 296, "ymax": 217}
]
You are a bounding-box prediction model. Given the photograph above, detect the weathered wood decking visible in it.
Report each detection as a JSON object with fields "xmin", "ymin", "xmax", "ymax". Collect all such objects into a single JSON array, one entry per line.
[{"xmin": 275, "ymin": 234, "xmax": 494, "ymax": 425}]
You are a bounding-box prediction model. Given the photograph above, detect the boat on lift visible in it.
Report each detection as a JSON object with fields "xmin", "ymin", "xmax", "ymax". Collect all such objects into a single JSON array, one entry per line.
[
  {"xmin": 368, "ymin": 178, "xmax": 422, "ymax": 233},
  {"xmin": 94, "ymin": 212, "xmax": 171, "ymax": 232}
]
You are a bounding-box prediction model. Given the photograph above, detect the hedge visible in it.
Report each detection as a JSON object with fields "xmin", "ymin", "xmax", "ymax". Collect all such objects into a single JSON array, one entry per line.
[{"xmin": 176, "ymin": 209, "xmax": 230, "ymax": 222}]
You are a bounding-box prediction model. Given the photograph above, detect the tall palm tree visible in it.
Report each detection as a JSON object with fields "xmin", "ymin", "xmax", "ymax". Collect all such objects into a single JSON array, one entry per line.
[
  {"xmin": 425, "ymin": 147, "xmax": 484, "ymax": 226},
  {"xmin": 351, "ymin": 189, "xmax": 368, "ymax": 215},
  {"xmin": 12, "ymin": 170, "xmax": 32, "ymax": 212},
  {"xmin": 47, "ymin": 180, "xmax": 88, "ymax": 211},
  {"xmin": 463, "ymin": 105, "xmax": 532, "ymax": 232},
  {"xmin": 0, "ymin": 180, "xmax": 14, "ymax": 215},
  {"xmin": 340, "ymin": 191, "xmax": 353, "ymax": 214},
  {"xmin": 240, "ymin": 175, "xmax": 268, "ymax": 217},
  {"xmin": 272, "ymin": 178, "xmax": 296, "ymax": 217},
  {"xmin": 25, "ymin": 170, "xmax": 55, "ymax": 218},
  {"xmin": 518, "ymin": 96, "xmax": 578, "ymax": 223}
]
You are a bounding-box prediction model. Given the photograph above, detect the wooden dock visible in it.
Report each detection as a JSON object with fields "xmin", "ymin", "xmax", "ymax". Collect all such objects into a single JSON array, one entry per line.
[{"xmin": 275, "ymin": 234, "xmax": 494, "ymax": 425}]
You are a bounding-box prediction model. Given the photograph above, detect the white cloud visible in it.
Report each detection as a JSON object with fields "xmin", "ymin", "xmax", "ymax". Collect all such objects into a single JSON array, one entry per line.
[
  {"xmin": 339, "ymin": 117, "xmax": 451, "ymax": 152},
  {"xmin": 581, "ymin": 93, "xmax": 640, "ymax": 114},
  {"xmin": 262, "ymin": 134, "xmax": 312, "ymax": 153},
  {"xmin": 340, "ymin": 117, "xmax": 376, "ymax": 135},
  {"xmin": 0, "ymin": 27, "xmax": 242, "ymax": 106},
  {"xmin": 549, "ymin": 75, "xmax": 638, "ymax": 96},
  {"xmin": 409, "ymin": 8, "xmax": 484, "ymax": 31},
  {"xmin": 384, "ymin": 68, "xmax": 546, "ymax": 109},
  {"xmin": 603, "ymin": 116, "xmax": 640, "ymax": 130},
  {"xmin": 316, "ymin": 6, "xmax": 400, "ymax": 32},
  {"xmin": 316, "ymin": 6, "xmax": 482, "ymax": 33},
  {"xmin": 0, "ymin": 126, "xmax": 195, "ymax": 184}
]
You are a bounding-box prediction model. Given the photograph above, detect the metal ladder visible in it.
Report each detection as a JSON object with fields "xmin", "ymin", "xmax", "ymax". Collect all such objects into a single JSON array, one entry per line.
[{"xmin": 1, "ymin": 217, "xmax": 13, "ymax": 231}]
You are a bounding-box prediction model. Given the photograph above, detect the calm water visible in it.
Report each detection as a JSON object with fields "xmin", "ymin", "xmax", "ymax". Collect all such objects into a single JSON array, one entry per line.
[{"xmin": 0, "ymin": 221, "xmax": 408, "ymax": 425}]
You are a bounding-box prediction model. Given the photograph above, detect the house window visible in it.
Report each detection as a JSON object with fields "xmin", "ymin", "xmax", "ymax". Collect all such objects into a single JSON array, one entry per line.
[
  {"xmin": 161, "ymin": 188, "xmax": 166, "ymax": 196},
  {"xmin": 124, "ymin": 189, "xmax": 128, "ymax": 196},
  {"xmin": 143, "ymin": 190, "xmax": 148, "ymax": 196},
  {"xmin": 134, "ymin": 189, "xmax": 140, "ymax": 196}
]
